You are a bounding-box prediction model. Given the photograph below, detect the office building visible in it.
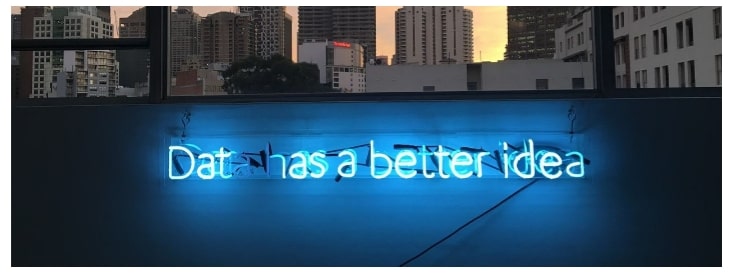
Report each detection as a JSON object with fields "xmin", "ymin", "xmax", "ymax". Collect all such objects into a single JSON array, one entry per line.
[
  {"xmin": 118, "ymin": 7, "xmax": 148, "ymax": 88},
  {"xmin": 505, "ymin": 6, "xmax": 573, "ymax": 60},
  {"xmin": 298, "ymin": 40, "xmax": 366, "ymax": 92},
  {"xmin": 394, "ymin": 6, "xmax": 473, "ymax": 65},
  {"xmin": 239, "ymin": 6, "xmax": 292, "ymax": 59},
  {"xmin": 171, "ymin": 7, "xmax": 201, "ymax": 76},
  {"xmin": 298, "ymin": 7, "xmax": 376, "ymax": 63},
  {"xmin": 199, "ymin": 12, "xmax": 253, "ymax": 66}
]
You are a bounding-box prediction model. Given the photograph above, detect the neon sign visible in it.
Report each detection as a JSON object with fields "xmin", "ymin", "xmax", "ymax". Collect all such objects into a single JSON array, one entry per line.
[
  {"xmin": 333, "ymin": 41, "xmax": 351, "ymax": 48},
  {"xmin": 168, "ymin": 139, "xmax": 587, "ymax": 181}
]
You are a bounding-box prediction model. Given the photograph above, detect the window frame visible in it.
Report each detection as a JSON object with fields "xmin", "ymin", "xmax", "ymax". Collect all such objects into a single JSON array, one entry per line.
[{"xmin": 11, "ymin": 6, "xmax": 720, "ymax": 107}]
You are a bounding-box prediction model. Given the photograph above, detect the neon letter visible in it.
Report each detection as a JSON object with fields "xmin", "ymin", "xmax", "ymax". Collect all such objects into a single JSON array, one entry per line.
[
  {"xmin": 370, "ymin": 140, "xmax": 393, "ymax": 179},
  {"xmin": 434, "ymin": 145, "xmax": 451, "ymax": 179},
  {"xmin": 418, "ymin": 145, "xmax": 435, "ymax": 178},
  {"xmin": 169, "ymin": 145, "xmax": 195, "ymax": 180},
  {"xmin": 450, "ymin": 151, "xmax": 474, "ymax": 179},
  {"xmin": 337, "ymin": 149, "xmax": 357, "ymax": 178},
  {"xmin": 270, "ymin": 154, "xmax": 287, "ymax": 179},
  {"xmin": 394, "ymin": 150, "xmax": 417, "ymax": 179},
  {"xmin": 196, "ymin": 153, "xmax": 216, "ymax": 180},
  {"xmin": 308, "ymin": 151, "xmax": 328, "ymax": 179},
  {"xmin": 288, "ymin": 151, "xmax": 308, "ymax": 179},
  {"xmin": 215, "ymin": 147, "xmax": 232, "ymax": 179},
  {"xmin": 565, "ymin": 152, "xmax": 585, "ymax": 178},
  {"xmin": 511, "ymin": 139, "xmax": 536, "ymax": 179},
  {"xmin": 474, "ymin": 151, "xmax": 490, "ymax": 178},
  {"xmin": 538, "ymin": 151, "xmax": 563, "ymax": 179},
  {"xmin": 503, "ymin": 142, "xmax": 509, "ymax": 178}
]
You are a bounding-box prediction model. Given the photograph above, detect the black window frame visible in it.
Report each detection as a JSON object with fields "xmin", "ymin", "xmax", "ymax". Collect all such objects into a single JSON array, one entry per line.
[{"xmin": 11, "ymin": 6, "xmax": 720, "ymax": 107}]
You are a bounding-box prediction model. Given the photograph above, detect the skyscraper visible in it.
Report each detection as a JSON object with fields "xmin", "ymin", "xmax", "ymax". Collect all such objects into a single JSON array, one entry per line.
[
  {"xmin": 298, "ymin": 7, "xmax": 376, "ymax": 63},
  {"xmin": 170, "ymin": 7, "xmax": 201, "ymax": 75},
  {"xmin": 504, "ymin": 6, "xmax": 574, "ymax": 60},
  {"xmin": 239, "ymin": 6, "xmax": 292, "ymax": 59},
  {"xmin": 200, "ymin": 12, "xmax": 253, "ymax": 65},
  {"xmin": 12, "ymin": 14, "xmax": 21, "ymax": 99},
  {"xmin": 394, "ymin": 6, "xmax": 474, "ymax": 65},
  {"xmin": 118, "ymin": 7, "xmax": 148, "ymax": 88},
  {"xmin": 19, "ymin": 6, "xmax": 51, "ymax": 100}
]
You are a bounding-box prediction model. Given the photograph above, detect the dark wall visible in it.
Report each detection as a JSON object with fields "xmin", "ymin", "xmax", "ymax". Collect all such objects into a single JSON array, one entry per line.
[{"xmin": 12, "ymin": 97, "xmax": 721, "ymax": 267}]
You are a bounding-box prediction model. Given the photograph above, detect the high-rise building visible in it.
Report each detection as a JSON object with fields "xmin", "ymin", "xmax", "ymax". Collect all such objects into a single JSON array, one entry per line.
[
  {"xmin": 394, "ymin": 6, "xmax": 474, "ymax": 65},
  {"xmin": 298, "ymin": 7, "xmax": 376, "ymax": 63},
  {"xmin": 12, "ymin": 14, "xmax": 21, "ymax": 99},
  {"xmin": 171, "ymin": 7, "xmax": 201, "ymax": 76},
  {"xmin": 29, "ymin": 6, "xmax": 119, "ymax": 98},
  {"xmin": 19, "ymin": 6, "xmax": 51, "ymax": 100},
  {"xmin": 199, "ymin": 11, "xmax": 253, "ymax": 66},
  {"xmin": 239, "ymin": 6, "xmax": 292, "ymax": 59},
  {"xmin": 505, "ymin": 7, "xmax": 573, "ymax": 60},
  {"xmin": 553, "ymin": 7, "xmax": 593, "ymax": 62},
  {"xmin": 118, "ymin": 7, "xmax": 148, "ymax": 89}
]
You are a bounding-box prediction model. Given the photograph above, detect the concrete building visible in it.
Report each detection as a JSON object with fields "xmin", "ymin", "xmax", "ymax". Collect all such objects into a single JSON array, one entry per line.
[
  {"xmin": 505, "ymin": 7, "xmax": 574, "ymax": 60},
  {"xmin": 170, "ymin": 7, "xmax": 201, "ymax": 76},
  {"xmin": 297, "ymin": 7, "xmax": 377, "ymax": 64},
  {"xmin": 30, "ymin": 6, "xmax": 118, "ymax": 98},
  {"xmin": 239, "ymin": 6, "xmax": 292, "ymax": 59},
  {"xmin": 298, "ymin": 41, "xmax": 366, "ymax": 92},
  {"xmin": 554, "ymin": 7, "xmax": 593, "ymax": 62},
  {"xmin": 170, "ymin": 63, "xmax": 229, "ymax": 96},
  {"xmin": 199, "ymin": 12, "xmax": 253, "ymax": 66},
  {"xmin": 118, "ymin": 7, "xmax": 148, "ymax": 89},
  {"xmin": 613, "ymin": 6, "xmax": 722, "ymax": 88},
  {"xmin": 394, "ymin": 6, "xmax": 473, "ymax": 65},
  {"xmin": 12, "ymin": 14, "xmax": 21, "ymax": 99},
  {"xmin": 366, "ymin": 60, "xmax": 593, "ymax": 92},
  {"xmin": 19, "ymin": 6, "xmax": 51, "ymax": 100}
]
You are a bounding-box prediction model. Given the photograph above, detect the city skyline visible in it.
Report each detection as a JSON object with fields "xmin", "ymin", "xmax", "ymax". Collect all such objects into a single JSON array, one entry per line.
[{"xmin": 11, "ymin": 6, "xmax": 507, "ymax": 62}]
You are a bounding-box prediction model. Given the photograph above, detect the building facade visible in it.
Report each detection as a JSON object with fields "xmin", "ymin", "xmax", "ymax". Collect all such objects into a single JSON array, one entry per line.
[
  {"xmin": 298, "ymin": 40, "xmax": 366, "ymax": 92},
  {"xmin": 118, "ymin": 7, "xmax": 148, "ymax": 89},
  {"xmin": 394, "ymin": 6, "xmax": 474, "ymax": 65},
  {"xmin": 613, "ymin": 6, "xmax": 722, "ymax": 88},
  {"xmin": 553, "ymin": 7, "xmax": 593, "ymax": 62},
  {"xmin": 298, "ymin": 7, "xmax": 377, "ymax": 63},
  {"xmin": 505, "ymin": 6, "xmax": 574, "ymax": 60},
  {"xmin": 199, "ymin": 12, "xmax": 253, "ymax": 66},
  {"xmin": 239, "ymin": 6, "xmax": 292, "ymax": 59},
  {"xmin": 170, "ymin": 7, "xmax": 201, "ymax": 76}
]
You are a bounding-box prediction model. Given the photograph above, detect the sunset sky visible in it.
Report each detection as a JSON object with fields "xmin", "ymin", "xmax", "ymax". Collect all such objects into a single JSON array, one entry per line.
[{"xmin": 11, "ymin": 6, "xmax": 508, "ymax": 62}]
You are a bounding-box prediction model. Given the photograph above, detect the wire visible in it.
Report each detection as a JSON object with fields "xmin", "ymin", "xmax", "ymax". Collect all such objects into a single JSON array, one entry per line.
[{"xmin": 399, "ymin": 178, "xmax": 541, "ymax": 267}]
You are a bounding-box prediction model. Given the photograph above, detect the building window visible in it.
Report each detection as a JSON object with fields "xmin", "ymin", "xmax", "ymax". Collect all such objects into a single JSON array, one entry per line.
[
  {"xmin": 572, "ymin": 78, "xmax": 585, "ymax": 89},
  {"xmin": 654, "ymin": 67, "xmax": 661, "ymax": 88},
  {"xmin": 633, "ymin": 7, "xmax": 639, "ymax": 21},
  {"xmin": 640, "ymin": 7, "xmax": 646, "ymax": 18},
  {"xmin": 621, "ymin": 12, "xmax": 625, "ymax": 27},
  {"xmin": 642, "ymin": 70, "xmax": 648, "ymax": 88},
  {"xmin": 676, "ymin": 22, "xmax": 684, "ymax": 49},
  {"xmin": 634, "ymin": 36, "xmax": 639, "ymax": 59},
  {"xmin": 635, "ymin": 71, "xmax": 641, "ymax": 88},
  {"xmin": 678, "ymin": 62, "xmax": 686, "ymax": 88},
  {"xmin": 661, "ymin": 27, "xmax": 668, "ymax": 53},
  {"xmin": 688, "ymin": 60, "xmax": 695, "ymax": 88},
  {"xmin": 716, "ymin": 54, "xmax": 722, "ymax": 85},
  {"xmin": 652, "ymin": 7, "xmax": 658, "ymax": 13},
  {"xmin": 714, "ymin": 8, "xmax": 722, "ymax": 39},
  {"xmin": 614, "ymin": 44, "xmax": 621, "ymax": 65},
  {"xmin": 535, "ymin": 79, "xmax": 548, "ymax": 90},
  {"xmin": 662, "ymin": 65, "xmax": 669, "ymax": 87},
  {"xmin": 653, "ymin": 30, "xmax": 659, "ymax": 55},
  {"xmin": 615, "ymin": 14, "xmax": 619, "ymax": 29},
  {"xmin": 686, "ymin": 18, "xmax": 694, "ymax": 46},
  {"xmin": 640, "ymin": 34, "xmax": 646, "ymax": 58},
  {"xmin": 616, "ymin": 76, "xmax": 622, "ymax": 88},
  {"xmin": 422, "ymin": 86, "xmax": 435, "ymax": 92},
  {"xmin": 467, "ymin": 82, "xmax": 477, "ymax": 91}
]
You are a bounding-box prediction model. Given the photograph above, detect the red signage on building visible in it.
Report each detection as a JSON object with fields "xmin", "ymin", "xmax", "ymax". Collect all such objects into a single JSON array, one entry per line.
[{"xmin": 333, "ymin": 41, "xmax": 351, "ymax": 48}]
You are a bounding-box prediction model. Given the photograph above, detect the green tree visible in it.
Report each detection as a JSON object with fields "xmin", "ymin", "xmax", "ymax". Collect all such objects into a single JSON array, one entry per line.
[{"xmin": 222, "ymin": 54, "xmax": 334, "ymax": 94}]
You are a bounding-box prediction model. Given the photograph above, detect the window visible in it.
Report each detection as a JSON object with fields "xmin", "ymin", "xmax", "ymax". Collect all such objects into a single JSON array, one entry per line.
[
  {"xmin": 536, "ymin": 79, "xmax": 548, "ymax": 90},
  {"xmin": 688, "ymin": 60, "xmax": 695, "ymax": 88},
  {"xmin": 714, "ymin": 8, "xmax": 722, "ymax": 39},
  {"xmin": 662, "ymin": 65, "xmax": 669, "ymax": 88},
  {"xmin": 615, "ymin": 14, "xmax": 619, "ymax": 29},
  {"xmin": 676, "ymin": 22, "xmax": 684, "ymax": 49},
  {"xmin": 422, "ymin": 86, "xmax": 435, "ymax": 92},
  {"xmin": 654, "ymin": 67, "xmax": 661, "ymax": 88},
  {"xmin": 640, "ymin": 34, "xmax": 646, "ymax": 58},
  {"xmin": 686, "ymin": 18, "xmax": 694, "ymax": 46},
  {"xmin": 633, "ymin": 7, "xmax": 639, "ymax": 21},
  {"xmin": 716, "ymin": 55, "xmax": 722, "ymax": 85},
  {"xmin": 634, "ymin": 36, "xmax": 639, "ymax": 59},
  {"xmin": 616, "ymin": 76, "xmax": 622, "ymax": 88},
  {"xmin": 652, "ymin": 7, "xmax": 658, "ymax": 13},
  {"xmin": 572, "ymin": 78, "xmax": 585, "ymax": 89},
  {"xmin": 642, "ymin": 70, "xmax": 647, "ymax": 88},
  {"xmin": 678, "ymin": 62, "xmax": 686, "ymax": 87},
  {"xmin": 653, "ymin": 30, "xmax": 659, "ymax": 55},
  {"xmin": 614, "ymin": 44, "xmax": 621, "ymax": 65},
  {"xmin": 635, "ymin": 71, "xmax": 641, "ymax": 88},
  {"xmin": 620, "ymin": 12, "xmax": 625, "ymax": 27},
  {"xmin": 661, "ymin": 27, "xmax": 668, "ymax": 53},
  {"xmin": 640, "ymin": 7, "xmax": 645, "ymax": 18}
]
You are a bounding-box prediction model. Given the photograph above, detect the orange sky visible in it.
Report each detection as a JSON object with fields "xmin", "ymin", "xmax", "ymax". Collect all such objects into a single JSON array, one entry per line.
[{"xmin": 11, "ymin": 6, "xmax": 507, "ymax": 62}]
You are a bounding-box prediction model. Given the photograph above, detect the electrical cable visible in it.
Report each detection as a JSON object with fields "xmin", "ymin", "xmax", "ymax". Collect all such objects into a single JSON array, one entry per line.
[{"xmin": 399, "ymin": 178, "xmax": 541, "ymax": 267}]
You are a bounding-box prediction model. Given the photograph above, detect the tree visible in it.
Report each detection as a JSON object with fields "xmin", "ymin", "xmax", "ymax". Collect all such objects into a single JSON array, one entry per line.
[{"xmin": 222, "ymin": 54, "xmax": 334, "ymax": 94}]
